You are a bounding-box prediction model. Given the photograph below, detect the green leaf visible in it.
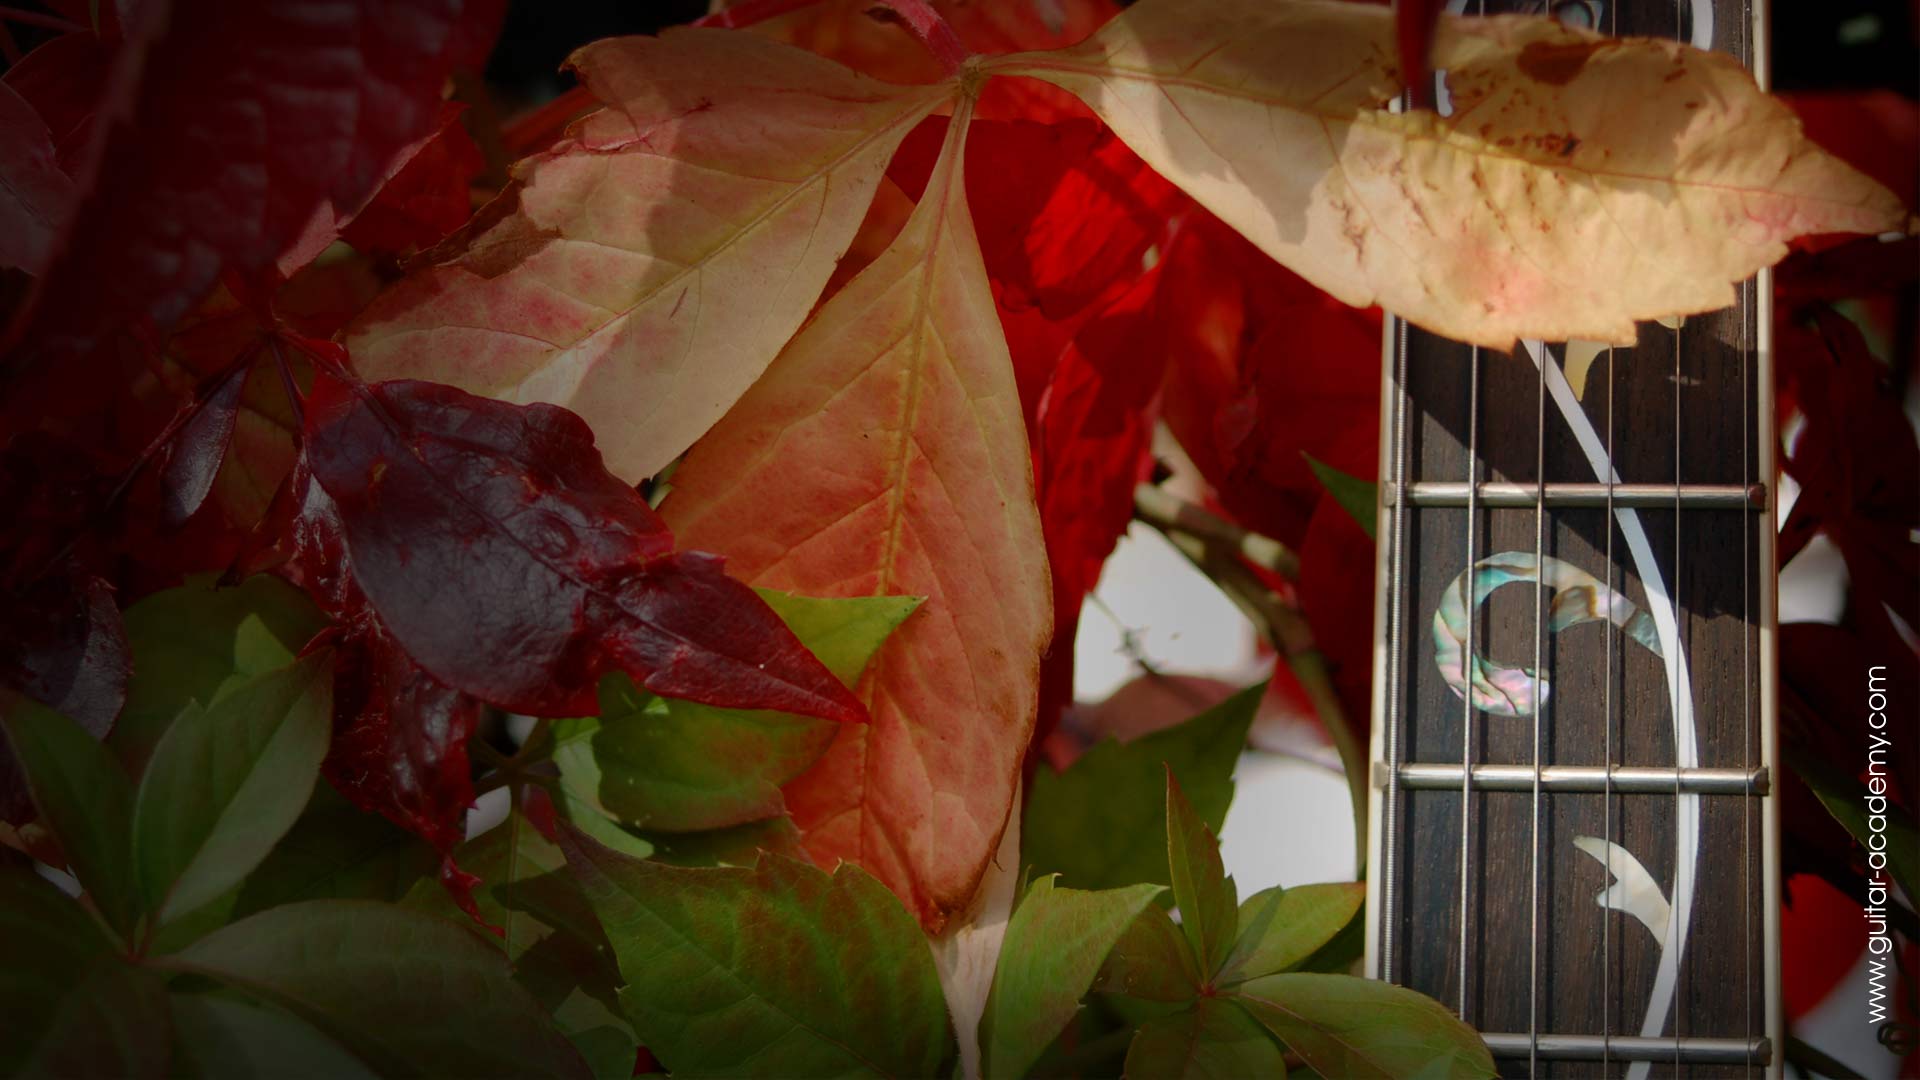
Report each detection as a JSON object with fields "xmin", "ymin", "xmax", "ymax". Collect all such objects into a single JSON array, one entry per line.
[
  {"xmin": 753, "ymin": 589, "xmax": 922, "ymax": 686},
  {"xmin": 1, "ymin": 697, "xmax": 138, "ymax": 934},
  {"xmin": 232, "ymin": 783, "xmax": 438, "ymax": 918},
  {"xmin": 403, "ymin": 807, "xmax": 570, "ymax": 964},
  {"xmin": 561, "ymin": 825, "xmax": 955, "ymax": 1078},
  {"xmin": 554, "ymin": 593, "xmax": 916, "ymax": 834},
  {"xmin": 1222, "ymin": 883, "xmax": 1366, "ymax": 983},
  {"xmin": 982, "ymin": 877, "xmax": 1161, "ymax": 1080},
  {"xmin": 1124, "ymin": 998, "xmax": 1285, "ymax": 1080},
  {"xmin": 571, "ymin": 674, "xmax": 837, "ymax": 832},
  {"xmin": 115, "ymin": 574, "xmax": 325, "ymax": 772},
  {"xmin": 1092, "ymin": 905, "xmax": 1203, "ymax": 1004},
  {"xmin": 1233, "ymin": 973, "xmax": 1494, "ymax": 1079},
  {"xmin": 1792, "ymin": 748, "xmax": 1920, "ymax": 903},
  {"xmin": 551, "ymin": 989, "xmax": 640, "ymax": 1080},
  {"xmin": 1166, "ymin": 770, "xmax": 1238, "ymax": 978},
  {"xmin": 643, "ymin": 815, "xmax": 806, "ymax": 867},
  {"xmin": 169, "ymin": 991, "xmax": 378, "ymax": 1079},
  {"xmin": 553, "ymin": 785, "xmax": 656, "ymax": 861},
  {"xmin": 1025, "ymin": 683, "xmax": 1262, "ymax": 892},
  {"xmin": 171, "ymin": 899, "xmax": 589, "ymax": 1078},
  {"xmin": 133, "ymin": 652, "xmax": 334, "ymax": 925},
  {"xmin": 0, "ymin": 865, "xmax": 121, "ymax": 1073},
  {"xmin": 1303, "ymin": 454, "xmax": 1377, "ymax": 540},
  {"xmin": 24, "ymin": 961, "xmax": 172, "ymax": 1080}
]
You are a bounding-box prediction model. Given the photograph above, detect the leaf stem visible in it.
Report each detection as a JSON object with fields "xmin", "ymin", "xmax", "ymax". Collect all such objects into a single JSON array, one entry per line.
[
  {"xmin": 872, "ymin": 0, "xmax": 971, "ymax": 77},
  {"xmin": 1134, "ymin": 483, "xmax": 1299, "ymax": 580},
  {"xmin": 1134, "ymin": 486, "xmax": 1369, "ymax": 877},
  {"xmin": 268, "ymin": 338, "xmax": 306, "ymax": 431}
]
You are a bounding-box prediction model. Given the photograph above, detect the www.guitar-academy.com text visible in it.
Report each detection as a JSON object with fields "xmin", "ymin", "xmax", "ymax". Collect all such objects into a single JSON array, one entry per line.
[{"xmin": 1864, "ymin": 665, "xmax": 1898, "ymax": 1027}]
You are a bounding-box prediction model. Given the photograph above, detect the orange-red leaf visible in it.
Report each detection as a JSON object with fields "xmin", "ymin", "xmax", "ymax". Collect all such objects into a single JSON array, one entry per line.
[
  {"xmin": 347, "ymin": 30, "xmax": 951, "ymax": 481},
  {"xmin": 662, "ymin": 103, "xmax": 1051, "ymax": 931}
]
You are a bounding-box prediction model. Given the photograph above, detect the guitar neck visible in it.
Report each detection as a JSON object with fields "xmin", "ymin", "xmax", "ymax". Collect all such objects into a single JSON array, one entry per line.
[{"xmin": 1363, "ymin": 1, "xmax": 1780, "ymax": 1076}]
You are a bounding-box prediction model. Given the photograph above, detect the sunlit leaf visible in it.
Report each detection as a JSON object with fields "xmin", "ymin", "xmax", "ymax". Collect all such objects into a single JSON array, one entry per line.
[
  {"xmin": 348, "ymin": 30, "xmax": 953, "ymax": 481},
  {"xmin": 662, "ymin": 102, "xmax": 1051, "ymax": 930},
  {"xmin": 988, "ymin": 0, "xmax": 1912, "ymax": 347}
]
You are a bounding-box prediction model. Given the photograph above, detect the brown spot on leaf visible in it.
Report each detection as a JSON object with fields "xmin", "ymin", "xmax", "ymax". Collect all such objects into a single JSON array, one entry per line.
[{"xmin": 1516, "ymin": 40, "xmax": 1603, "ymax": 86}]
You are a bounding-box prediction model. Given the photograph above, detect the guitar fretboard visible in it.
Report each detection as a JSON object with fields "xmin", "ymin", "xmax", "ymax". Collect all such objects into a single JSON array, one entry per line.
[{"xmin": 1363, "ymin": 1, "xmax": 1781, "ymax": 1076}]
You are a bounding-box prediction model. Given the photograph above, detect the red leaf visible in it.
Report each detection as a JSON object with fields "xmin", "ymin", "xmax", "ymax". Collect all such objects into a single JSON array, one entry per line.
[
  {"xmin": 0, "ymin": 81, "xmax": 78, "ymax": 275},
  {"xmin": 2, "ymin": 31, "xmax": 115, "ymax": 174},
  {"xmin": 338, "ymin": 105, "xmax": 484, "ymax": 258},
  {"xmin": 300, "ymin": 369, "xmax": 864, "ymax": 725},
  {"xmin": 157, "ymin": 357, "xmax": 251, "ymax": 526},
  {"xmin": 2, "ymin": 0, "xmax": 503, "ymax": 379},
  {"xmin": 324, "ymin": 615, "xmax": 483, "ymax": 855},
  {"xmin": 1295, "ymin": 495, "xmax": 1376, "ymax": 730},
  {"xmin": 1158, "ymin": 216, "xmax": 1381, "ymax": 549}
]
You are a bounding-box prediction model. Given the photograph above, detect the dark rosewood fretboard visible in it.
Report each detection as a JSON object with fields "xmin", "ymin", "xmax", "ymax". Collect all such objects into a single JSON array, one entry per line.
[{"xmin": 1363, "ymin": 1, "xmax": 1780, "ymax": 1076}]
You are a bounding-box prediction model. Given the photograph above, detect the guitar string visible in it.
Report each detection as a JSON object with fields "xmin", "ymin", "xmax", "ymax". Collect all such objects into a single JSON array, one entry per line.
[
  {"xmin": 1458, "ymin": 340, "xmax": 1481, "ymax": 1022},
  {"xmin": 1603, "ymin": 4, "xmax": 1619, "ymax": 1071},
  {"xmin": 1672, "ymin": 0, "xmax": 1686, "ymax": 1056},
  {"xmin": 1530, "ymin": 288, "xmax": 1548, "ymax": 1077},
  {"xmin": 1740, "ymin": 5, "xmax": 1756, "ymax": 1058}
]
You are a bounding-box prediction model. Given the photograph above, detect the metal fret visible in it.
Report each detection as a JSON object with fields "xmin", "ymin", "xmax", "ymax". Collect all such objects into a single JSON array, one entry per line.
[
  {"xmin": 1392, "ymin": 763, "xmax": 1768, "ymax": 795},
  {"xmin": 1389, "ymin": 481, "xmax": 1765, "ymax": 510},
  {"xmin": 1480, "ymin": 1033, "xmax": 1771, "ymax": 1065}
]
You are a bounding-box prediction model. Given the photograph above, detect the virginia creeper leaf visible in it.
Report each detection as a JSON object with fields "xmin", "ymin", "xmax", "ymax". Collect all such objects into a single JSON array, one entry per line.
[
  {"xmin": 3, "ymin": 0, "xmax": 501, "ymax": 373},
  {"xmin": 981, "ymin": 877, "xmax": 1162, "ymax": 1080},
  {"xmin": 1024, "ymin": 682, "xmax": 1261, "ymax": 893},
  {"xmin": 302, "ymin": 370, "xmax": 863, "ymax": 725},
  {"xmin": 0, "ymin": 696, "xmax": 137, "ymax": 934},
  {"xmin": 0, "ymin": 865, "xmax": 122, "ymax": 1074},
  {"xmin": 988, "ymin": 0, "xmax": 1912, "ymax": 347},
  {"xmin": 1124, "ymin": 998, "xmax": 1285, "ymax": 1080},
  {"xmin": 231, "ymin": 782, "xmax": 438, "ymax": 918},
  {"xmin": 1233, "ymin": 973, "xmax": 1494, "ymax": 1079},
  {"xmin": 1304, "ymin": 455, "xmax": 1378, "ymax": 540},
  {"xmin": 1156, "ymin": 214, "xmax": 1380, "ymax": 550},
  {"xmin": 158, "ymin": 357, "xmax": 251, "ymax": 527},
  {"xmin": 1166, "ymin": 770, "xmax": 1238, "ymax": 978},
  {"xmin": 642, "ymin": 815, "xmax": 808, "ymax": 868},
  {"xmin": 115, "ymin": 574, "xmax": 326, "ymax": 773},
  {"xmin": 0, "ymin": 567, "xmax": 128, "ymax": 821},
  {"xmin": 132, "ymin": 651, "xmax": 334, "ymax": 925},
  {"xmin": 553, "ymin": 592, "xmax": 917, "ymax": 832},
  {"xmin": 663, "ymin": 102, "xmax": 1052, "ymax": 930},
  {"xmin": 22, "ymin": 960, "xmax": 171, "ymax": 1080},
  {"xmin": 338, "ymin": 103, "xmax": 486, "ymax": 258},
  {"xmin": 0, "ymin": 80, "xmax": 77, "ymax": 275},
  {"xmin": 347, "ymin": 29, "xmax": 952, "ymax": 481},
  {"xmin": 1222, "ymin": 882, "xmax": 1367, "ymax": 984},
  {"xmin": 169, "ymin": 992, "xmax": 379, "ymax": 1080},
  {"xmin": 561, "ymin": 825, "xmax": 956, "ymax": 1078},
  {"xmin": 1093, "ymin": 905, "xmax": 1204, "ymax": 1004},
  {"xmin": 172, "ymin": 899, "xmax": 589, "ymax": 1079}
]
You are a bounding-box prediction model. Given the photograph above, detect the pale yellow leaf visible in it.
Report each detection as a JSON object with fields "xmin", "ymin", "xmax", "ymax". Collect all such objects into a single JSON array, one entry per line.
[
  {"xmin": 662, "ymin": 100, "xmax": 1052, "ymax": 932},
  {"xmin": 346, "ymin": 30, "xmax": 951, "ymax": 480},
  {"xmin": 986, "ymin": 0, "xmax": 1910, "ymax": 347}
]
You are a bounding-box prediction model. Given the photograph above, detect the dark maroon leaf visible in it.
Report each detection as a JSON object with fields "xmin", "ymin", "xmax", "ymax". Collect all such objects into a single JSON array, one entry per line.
[
  {"xmin": 0, "ymin": 81, "xmax": 78, "ymax": 276},
  {"xmin": 158, "ymin": 357, "xmax": 250, "ymax": 525},
  {"xmin": 300, "ymin": 371, "xmax": 864, "ymax": 725},
  {"xmin": 1, "ymin": 0, "xmax": 504, "ymax": 384},
  {"xmin": 0, "ymin": 570, "xmax": 129, "ymax": 823}
]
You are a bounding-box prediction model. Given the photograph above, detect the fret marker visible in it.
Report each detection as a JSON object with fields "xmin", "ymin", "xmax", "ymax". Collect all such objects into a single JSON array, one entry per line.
[
  {"xmin": 1573, "ymin": 836, "xmax": 1671, "ymax": 947},
  {"xmin": 1432, "ymin": 552, "xmax": 1661, "ymax": 717}
]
